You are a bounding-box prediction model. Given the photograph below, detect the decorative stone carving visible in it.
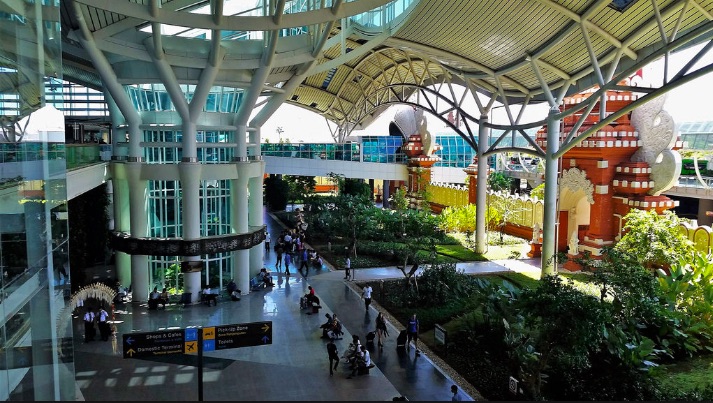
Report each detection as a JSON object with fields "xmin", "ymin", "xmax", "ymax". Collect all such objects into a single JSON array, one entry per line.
[
  {"xmin": 568, "ymin": 231, "xmax": 579, "ymax": 255},
  {"xmin": 560, "ymin": 167, "xmax": 594, "ymax": 204},
  {"xmin": 531, "ymin": 223, "xmax": 542, "ymax": 244},
  {"xmin": 630, "ymin": 94, "xmax": 682, "ymax": 196},
  {"xmin": 391, "ymin": 107, "xmax": 419, "ymax": 141}
]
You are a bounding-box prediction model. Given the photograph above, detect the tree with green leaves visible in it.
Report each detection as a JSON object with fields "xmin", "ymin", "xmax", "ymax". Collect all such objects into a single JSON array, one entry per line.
[
  {"xmin": 388, "ymin": 186, "xmax": 440, "ymax": 290},
  {"xmin": 488, "ymin": 190, "xmax": 525, "ymax": 245},
  {"xmin": 614, "ymin": 209, "xmax": 694, "ymax": 270},
  {"xmin": 264, "ymin": 175, "xmax": 289, "ymax": 211},
  {"xmin": 284, "ymin": 175, "xmax": 316, "ymax": 210},
  {"xmin": 488, "ymin": 171, "xmax": 513, "ymax": 192},
  {"xmin": 530, "ymin": 183, "xmax": 545, "ymax": 200}
]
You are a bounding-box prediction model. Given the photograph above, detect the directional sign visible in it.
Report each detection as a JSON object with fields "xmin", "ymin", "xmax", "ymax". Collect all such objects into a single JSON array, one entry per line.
[
  {"xmin": 123, "ymin": 330, "xmax": 185, "ymax": 359},
  {"xmin": 202, "ymin": 321, "xmax": 272, "ymax": 351}
]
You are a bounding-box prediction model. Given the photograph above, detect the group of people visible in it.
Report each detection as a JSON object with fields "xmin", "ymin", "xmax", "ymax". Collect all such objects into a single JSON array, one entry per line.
[
  {"xmin": 320, "ymin": 313, "xmax": 344, "ymax": 340},
  {"xmin": 148, "ymin": 286, "xmax": 169, "ymax": 310},
  {"xmin": 259, "ymin": 267, "xmax": 275, "ymax": 287},
  {"xmin": 335, "ymin": 334, "xmax": 373, "ymax": 379},
  {"xmin": 83, "ymin": 306, "xmax": 112, "ymax": 342},
  {"xmin": 270, "ymin": 226, "xmax": 325, "ymax": 277}
]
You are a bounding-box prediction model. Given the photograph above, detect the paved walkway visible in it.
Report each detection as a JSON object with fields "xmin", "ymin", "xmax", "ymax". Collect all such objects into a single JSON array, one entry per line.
[{"xmin": 73, "ymin": 207, "xmax": 541, "ymax": 401}]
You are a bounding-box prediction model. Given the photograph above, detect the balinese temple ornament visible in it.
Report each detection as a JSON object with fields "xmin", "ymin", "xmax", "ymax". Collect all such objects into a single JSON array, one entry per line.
[
  {"xmin": 534, "ymin": 86, "xmax": 682, "ymax": 271},
  {"xmin": 392, "ymin": 107, "xmax": 442, "ymax": 209}
]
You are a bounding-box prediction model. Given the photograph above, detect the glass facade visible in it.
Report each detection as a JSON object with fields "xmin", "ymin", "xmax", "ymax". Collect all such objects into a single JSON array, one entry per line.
[
  {"xmin": 125, "ymin": 84, "xmax": 245, "ymax": 114},
  {"xmin": 262, "ymin": 142, "xmax": 361, "ymax": 161},
  {"xmin": 678, "ymin": 121, "xmax": 713, "ymax": 151},
  {"xmin": 361, "ymin": 136, "xmax": 405, "ymax": 163},
  {"xmin": 0, "ymin": 0, "xmax": 75, "ymax": 400},
  {"xmin": 142, "ymin": 130, "xmax": 235, "ymax": 164},
  {"xmin": 146, "ymin": 176, "xmax": 234, "ymax": 293}
]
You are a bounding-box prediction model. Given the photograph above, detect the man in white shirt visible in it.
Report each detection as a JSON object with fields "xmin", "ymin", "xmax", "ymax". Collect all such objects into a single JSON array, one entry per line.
[
  {"xmin": 362, "ymin": 284, "xmax": 373, "ymax": 311},
  {"xmin": 97, "ymin": 306, "xmax": 110, "ymax": 341},
  {"xmin": 83, "ymin": 307, "xmax": 96, "ymax": 343}
]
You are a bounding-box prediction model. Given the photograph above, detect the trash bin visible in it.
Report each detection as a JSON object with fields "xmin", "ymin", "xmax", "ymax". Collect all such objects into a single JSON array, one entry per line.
[{"xmin": 179, "ymin": 292, "xmax": 192, "ymax": 306}]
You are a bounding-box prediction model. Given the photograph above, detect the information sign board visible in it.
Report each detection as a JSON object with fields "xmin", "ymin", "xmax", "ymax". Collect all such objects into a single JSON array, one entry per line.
[{"xmin": 123, "ymin": 330, "xmax": 185, "ymax": 359}]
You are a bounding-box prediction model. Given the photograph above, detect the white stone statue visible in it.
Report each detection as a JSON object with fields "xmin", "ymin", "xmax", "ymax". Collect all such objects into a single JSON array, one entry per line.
[
  {"xmin": 531, "ymin": 223, "xmax": 541, "ymax": 244},
  {"xmin": 568, "ymin": 231, "xmax": 579, "ymax": 255}
]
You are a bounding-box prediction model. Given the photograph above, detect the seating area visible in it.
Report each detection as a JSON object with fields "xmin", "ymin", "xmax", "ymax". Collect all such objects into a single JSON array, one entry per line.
[
  {"xmin": 147, "ymin": 298, "xmax": 166, "ymax": 310},
  {"xmin": 250, "ymin": 276, "xmax": 266, "ymax": 291}
]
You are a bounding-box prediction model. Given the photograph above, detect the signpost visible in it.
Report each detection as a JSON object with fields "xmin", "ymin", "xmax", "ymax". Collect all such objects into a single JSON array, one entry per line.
[
  {"xmin": 122, "ymin": 329, "xmax": 192, "ymax": 359},
  {"xmin": 203, "ymin": 321, "xmax": 272, "ymax": 351},
  {"xmin": 434, "ymin": 324, "xmax": 447, "ymax": 346},
  {"xmin": 122, "ymin": 321, "xmax": 272, "ymax": 401}
]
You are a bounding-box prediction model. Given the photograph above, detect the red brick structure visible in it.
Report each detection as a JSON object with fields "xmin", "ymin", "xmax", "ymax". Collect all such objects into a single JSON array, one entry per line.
[{"xmin": 536, "ymin": 88, "xmax": 682, "ymax": 270}]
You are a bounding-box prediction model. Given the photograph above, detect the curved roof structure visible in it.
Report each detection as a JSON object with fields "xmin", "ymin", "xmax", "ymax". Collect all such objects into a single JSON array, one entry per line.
[{"xmin": 55, "ymin": 0, "xmax": 713, "ymax": 139}]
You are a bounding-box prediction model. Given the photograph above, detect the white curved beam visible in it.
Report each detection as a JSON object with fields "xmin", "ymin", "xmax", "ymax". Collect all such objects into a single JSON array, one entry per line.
[{"xmin": 73, "ymin": 0, "xmax": 393, "ymax": 31}]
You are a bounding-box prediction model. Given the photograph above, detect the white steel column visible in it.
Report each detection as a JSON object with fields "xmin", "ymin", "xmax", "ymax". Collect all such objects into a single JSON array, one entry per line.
[
  {"xmin": 105, "ymin": 92, "xmax": 131, "ymax": 286},
  {"xmin": 474, "ymin": 114, "xmax": 489, "ymax": 254},
  {"xmin": 232, "ymin": 175, "xmax": 250, "ymax": 292},
  {"xmin": 73, "ymin": 2, "xmax": 147, "ymax": 299},
  {"xmin": 542, "ymin": 106, "xmax": 561, "ymax": 275},
  {"xmin": 248, "ymin": 126, "xmax": 265, "ymax": 277},
  {"xmin": 125, "ymin": 163, "xmax": 149, "ymax": 302}
]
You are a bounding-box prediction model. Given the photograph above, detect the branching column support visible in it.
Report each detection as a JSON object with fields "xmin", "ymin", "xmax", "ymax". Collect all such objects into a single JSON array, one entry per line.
[
  {"xmin": 542, "ymin": 106, "xmax": 561, "ymax": 276},
  {"xmin": 71, "ymin": 1, "xmax": 149, "ymax": 300},
  {"xmin": 475, "ymin": 113, "xmax": 489, "ymax": 254},
  {"xmin": 144, "ymin": 1, "xmax": 225, "ymax": 300}
]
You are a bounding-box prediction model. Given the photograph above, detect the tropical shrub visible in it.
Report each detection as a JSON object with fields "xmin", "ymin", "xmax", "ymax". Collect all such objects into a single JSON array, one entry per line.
[{"xmin": 615, "ymin": 209, "xmax": 695, "ymax": 269}]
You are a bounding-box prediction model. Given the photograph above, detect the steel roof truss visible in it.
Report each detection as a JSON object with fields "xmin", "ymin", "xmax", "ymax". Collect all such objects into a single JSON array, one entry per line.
[
  {"xmin": 580, "ymin": 23, "xmax": 605, "ymax": 87},
  {"xmin": 529, "ymin": 57, "xmax": 557, "ymax": 107}
]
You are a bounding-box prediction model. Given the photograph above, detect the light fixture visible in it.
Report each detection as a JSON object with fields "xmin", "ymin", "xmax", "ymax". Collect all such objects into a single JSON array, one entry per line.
[{"xmin": 608, "ymin": 0, "xmax": 639, "ymax": 12}]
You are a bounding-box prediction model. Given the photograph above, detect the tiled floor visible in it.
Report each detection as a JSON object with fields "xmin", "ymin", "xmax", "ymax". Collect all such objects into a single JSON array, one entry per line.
[{"xmin": 73, "ymin": 208, "xmax": 541, "ymax": 401}]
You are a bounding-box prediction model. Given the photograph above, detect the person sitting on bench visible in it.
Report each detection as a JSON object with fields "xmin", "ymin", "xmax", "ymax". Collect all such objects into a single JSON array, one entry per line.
[
  {"xmin": 227, "ymin": 279, "xmax": 241, "ymax": 301},
  {"xmin": 201, "ymin": 285, "xmax": 218, "ymax": 305},
  {"xmin": 148, "ymin": 286, "xmax": 166, "ymax": 310},
  {"xmin": 260, "ymin": 268, "xmax": 275, "ymax": 287}
]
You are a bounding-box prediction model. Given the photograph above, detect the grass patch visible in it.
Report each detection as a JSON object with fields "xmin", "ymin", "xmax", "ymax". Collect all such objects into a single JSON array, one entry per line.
[
  {"xmin": 435, "ymin": 244, "xmax": 487, "ymax": 261},
  {"xmin": 657, "ymin": 354, "xmax": 713, "ymax": 393},
  {"xmin": 495, "ymin": 272, "xmax": 541, "ymax": 289}
]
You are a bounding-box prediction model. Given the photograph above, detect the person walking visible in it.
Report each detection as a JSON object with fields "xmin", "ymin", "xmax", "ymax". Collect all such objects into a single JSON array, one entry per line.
[
  {"xmin": 83, "ymin": 307, "xmax": 96, "ymax": 343},
  {"xmin": 344, "ymin": 255, "xmax": 351, "ymax": 280},
  {"xmin": 275, "ymin": 243, "xmax": 283, "ymax": 271},
  {"xmin": 327, "ymin": 337, "xmax": 340, "ymax": 376},
  {"xmin": 375, "ymin": 311, "xmax": 389, "ymax": 349},
  {"xmin": 284, "ymin": 251, "xmax": 292, "ymax": 276},
  {"xmin": 97, "ymin": 306, "xmax": 111, "ymax": 341},
  {"xmin": 299, "ymin": 247, "xmax": 309, "ymax": 276},
  {"xmin": 451, "ymin": 384, "xmax": 462, "ymax": 401},
  {"xmin": 362, "ymin": 283, "xmax": 373, "ymax": 311},
  {"xmin": 406, "ymin": 313, "xmax": 420, "ymax": 355},
  {"xmin": 264, "ymin": 231, "xmax": 271, "ymax": 252}
]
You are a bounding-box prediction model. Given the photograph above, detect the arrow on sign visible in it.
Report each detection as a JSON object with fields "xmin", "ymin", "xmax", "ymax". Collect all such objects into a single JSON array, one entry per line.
[
  {"xmin": 125, "ymin": 337, "xmax": 134, "ymax": 345},
  {"xmin": 262, "ymin": 335, "xmax": 270, "ymax": 344},
  {"xmin": 262, "ymin": 323, "xmax": 270, "ymax": 332},
  {"xmin": 126, "ymin": 349, "xmax": 136, "ymax": 357}
]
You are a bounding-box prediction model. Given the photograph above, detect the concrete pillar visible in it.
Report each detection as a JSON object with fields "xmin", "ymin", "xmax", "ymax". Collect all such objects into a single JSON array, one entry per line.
[
  {"xmin": 232, "ymin": 175, "xmax": 251, "ymax": 292},
  {"xmin": 475, "ymin": 114, "xmax": 489, "ymax": 254},
  {"xmin": 126, "ymin": 163, "xmax": 149, "ymax": 302},
  {"xmin": 542, "ymin": 107, "xmax": 561, "ymax": 275}
]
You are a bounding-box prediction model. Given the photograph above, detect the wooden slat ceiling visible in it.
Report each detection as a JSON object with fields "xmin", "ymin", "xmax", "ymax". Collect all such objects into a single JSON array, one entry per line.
[{"xmin": 57, "ymin": 0, "xmax": 713, "ymax": 129}]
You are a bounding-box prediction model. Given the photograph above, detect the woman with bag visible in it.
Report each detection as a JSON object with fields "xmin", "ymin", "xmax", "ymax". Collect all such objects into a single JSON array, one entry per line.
[{"xmin": 375, "ymin": 311, "xmax": 389, "ymax": 349}]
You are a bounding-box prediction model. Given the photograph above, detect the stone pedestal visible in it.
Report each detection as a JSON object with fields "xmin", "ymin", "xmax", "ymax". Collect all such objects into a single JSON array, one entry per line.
[{"xmin": 527, "ymin": 242, "xmax": 542, "ymax": 258}]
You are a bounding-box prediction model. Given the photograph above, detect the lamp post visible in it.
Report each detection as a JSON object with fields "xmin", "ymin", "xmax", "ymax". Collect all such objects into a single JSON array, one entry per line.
[{"xmin": 276, "ymin": 126, "xmax": 284, "ymax": 143}]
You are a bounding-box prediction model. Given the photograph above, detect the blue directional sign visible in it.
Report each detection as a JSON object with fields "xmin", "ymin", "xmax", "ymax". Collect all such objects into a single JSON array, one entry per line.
[
  {"xmin": 123, "ymin": 330, "xmax": 186, "ymax": 359},
  {"xmin": 202, "ymin": 321, "xmax": 273, "ymax": 351}
]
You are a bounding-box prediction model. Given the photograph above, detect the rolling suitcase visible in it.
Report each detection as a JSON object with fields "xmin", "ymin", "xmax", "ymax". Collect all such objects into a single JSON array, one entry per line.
[{"xmin": 396, "ymin": 329, "xmax": 407, "ymax": 350}]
